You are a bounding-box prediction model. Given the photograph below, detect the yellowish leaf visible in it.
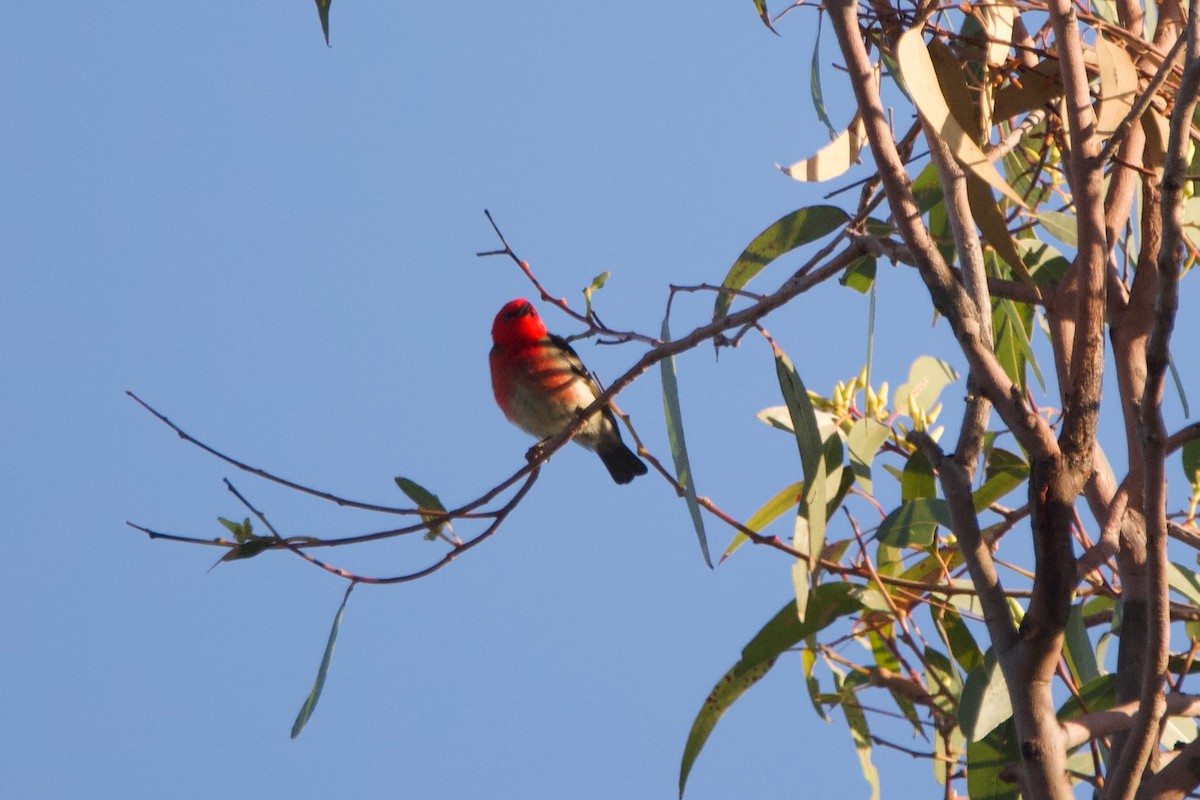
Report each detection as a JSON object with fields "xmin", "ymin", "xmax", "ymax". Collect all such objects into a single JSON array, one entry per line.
[
  {"xmin": 1142, "ymin": 106, "xmax": 1171, "ymax": 172},
  {"xmin": 896, "ymin": 28, "xmax": 1028, "ymax": 209},
  {"xmin": 1095, "ymin": 35, "xmax": 1138, "ymax": 137},
  {"xmin": 978, "ymin": 0, "xmax": 1015, "ymax": 68},
  {"xmin": 778, "ymin": 114, "xmax": 868, "ymax": 182},
  {"xmin": 993, "ymin": 60, "xmax": 1063, "ymax": 121}
]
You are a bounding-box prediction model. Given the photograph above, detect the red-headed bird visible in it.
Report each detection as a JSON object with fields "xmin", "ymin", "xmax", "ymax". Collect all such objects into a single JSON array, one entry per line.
[{"xmin": 490, "ymin": 298, "xmax": 648, "ymax": 484}]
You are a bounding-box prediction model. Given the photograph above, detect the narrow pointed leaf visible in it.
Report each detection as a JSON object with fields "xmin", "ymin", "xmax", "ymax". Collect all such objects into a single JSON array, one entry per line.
[
  {"xmin": 751, "ymin": 0, "xmax": 778, "ymax": 33},
  {"xmin": 838, "ymin": 677, "xmax": 881, "ymax": 800},
  {"xmin": 713, "ymin": 206, "xmax": 848, "ymax": 323},
  {"xmin": 291, "ymin": 584, "xmax": 354, "ymax": 738},
  {"xmin": 679, "ymin": 583, "xmax": 862, "ymax": 796},
  {"xmin": 810, "ymin": 19, "xmax": 837, "ymax": 136},
  {"xmin": 895, "ymin": 28, "xmax": 1027, "ymax": 208},
  {"xmin": 314, "ymin": 0, "xmax": 331, "ymax": 46},
  {"xmin": 877, "ymin": 498, "xmax": 953, "ymax": 547},
  {"xmin": 778, "ymin": 115, "xmax": 867, "ymax": 182},
  {"xmin": 771, "ymin": 342, "xmax": 827, "ymax": 619},
  {"xmin": 661, "ymin": 316, "xmax": 712, "ymax": 567},
  {"xmin": 960, "ymin": 652, "xmax": 1013, "ymax": 740}
]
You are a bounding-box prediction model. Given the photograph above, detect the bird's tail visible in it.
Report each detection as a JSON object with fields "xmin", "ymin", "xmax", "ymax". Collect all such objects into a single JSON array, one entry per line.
[{"xmin": 598, "ymin": 441, "xmax": 649, "ymax": 485}]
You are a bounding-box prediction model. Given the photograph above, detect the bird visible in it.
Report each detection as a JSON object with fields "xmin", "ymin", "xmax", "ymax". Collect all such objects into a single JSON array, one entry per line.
[{"xmin": 489, "ymin": 298, "xmax": 648, "ymax": 484}]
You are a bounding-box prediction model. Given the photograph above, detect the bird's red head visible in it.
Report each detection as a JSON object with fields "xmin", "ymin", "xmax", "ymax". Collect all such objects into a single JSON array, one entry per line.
[{"xmin": 492, "ymin": 298, "xmax": 547, "ymax": 346}]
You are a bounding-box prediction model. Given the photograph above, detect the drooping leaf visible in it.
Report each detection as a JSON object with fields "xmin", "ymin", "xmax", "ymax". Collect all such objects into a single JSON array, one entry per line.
[
  {"xmin": 923, "ymin": 646, "xmax": 963, "ymax": 713},
  {"xmin": 960, "ymin": 652, "xmax": 1013, "ymax": 740},
  {"xmin": 837, "ymin": 672, "xmax": 882, "ymax": 800},
  {"xmin": 1167, "ymin": 562, "xmax": 1200, "ymax": 606},
  {"xmin": 810, "ymin": 18, "xmax": 837, "ymax": 137},
  {"xmin": 723, "ymin": 481, "xmax": 803, "ymax": 561},
  {"xmin": 395, "ymin": 477, "xmax": 451, "ymax": 541},
  {"xmin": 877, "ymin": 498, "xmax": 953, "ymax": 547},
  {"xmin": 750, "ymin": 0, "xmax": 777, "ymax": 33},
  {"xmin": 215, "ymin": 539, "xmax": 274, "ymax": 565},
  {"xmin": 901, "ymin": 450, "xmax": 937, "ymax": 501},
  {"xmin": 1095, "ymin": 35, "xmax": 1138, "ymax": 137},
  {"xmin": 839, "ymin": 255, "xmax": 877, "ymax": 294},
  {"xmin": 679, "ymin": 583, "xmax": 862, "ymax": 797},
  {"xmin": 1183, "ymin": 440, "xmax": 1200, "ymax": 490},
  {"xmin": 847, "ymin": 417, "xmax": 891, "ymax": 493},
  {"xmin": 660, "ymin": 315, "xmax": 712, "ymax": 568},
  {"xmin": 314, "ymin": 0, "xmax": 331, "ymax": 46},
  {"xmin": 967, "ymin": 720, "xmax": 1020, "ymax": 800},
  {"xmin": 895, "ymin": 27, "xmax": 1027, "ymax": 208},
  {"xmin": 936, "ymin": 605, "xmax": 984, "ymax": 673},
  {"xmin": 771, "ymin": 342, "xmax": 828, "ymax": 619},
  {"xmin": 778, "ymin": 114, "xmax": 867, "ymax": 182},
  {"xmin": 1169, "ymin": 353, "xmax": 1191, "ymax": 417},
  {"xmin": 1064, "ymin": 603, "xmax": 1101, "ymax": 685},
  {"xmin": 291, "ymin": 584, "xmax": 354, "ymax": 738},
  {"xmin": 713, "ymin": 206, "xmax": 849, "ymax": 323},
  {"xmin": 993, "ymin": 296, "xmax": 1044, "ymax": 392},
  {"xmin": 977, "ymin": 0, "xmax": 1015, "ymax": 68}
]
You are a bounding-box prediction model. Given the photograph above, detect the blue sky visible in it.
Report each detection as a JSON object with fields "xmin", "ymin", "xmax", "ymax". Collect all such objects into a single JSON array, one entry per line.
[{"xmin": 8, "ymin": 3, "xmax": 1186, "ymax": 799}]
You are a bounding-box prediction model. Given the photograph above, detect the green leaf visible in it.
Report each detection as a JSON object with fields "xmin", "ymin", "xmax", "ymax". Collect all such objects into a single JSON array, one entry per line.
[
  {"xmin": 1064, "ymin": 603, "xmax": 1101, "ymax": 685},
  {"xmin": 1015, "ymin": 239, "xmax": 1070, "ymax": 287},
  {"xmin": 1058, "ymin": 674, "xmax": 1118, "ymax": 721},
  {"xmin": 877, "ymin": 498, "xmax": 953, "ymax": 547},
  {"xmin": 847, "ymin": 417, "xmax": 891, "ymax": 493},
  {"xmin": 1168, "ymin": 562, "xmax": 1200, "ymax": 606},
  {"xmin": 582, "ymin": 271, "xmax": 610, "ymax": 315},
  {"xmin": 892, "ymin": 356, "xmax": 958, "ymax": 413},
  {"xmin": 291, "ymin": 584, "xmax": 354, "ymax": 739},
  {"xmin": 800, "ymin": 646, "xmax": 829, "ymax": 721},
  {"xmin": 1036, "ymin": 210, "xmax": 1078, "ymax": 248},
  {"xmin": 713, "ymin": 206, "xmax": 849, "ymax": 323},
  {"xmin": 973, "ymin": 448, "xmax": 1029, "ymax": 511},
  {"xmin": 679, "ymin": 583, "xmax": 861, "ymax": 797},
  {"xmin": 394, "ymin": 477, "xmax": 451, "ymax": 541},
  {"xmin": 901, "ymin": 450, "xmax": 937, "ymax": 501},
  {"xmin": 924, "ymin": 646, "xmax": 963, "ymax": 713},
  {"xmin": 1170, "ymin": 353, "xmax": 1192, "ymax": 418},
  {"xmin": 993, "ymin": 296, "xmax": 1045, "ymax": 392},
  {"xmin": 722, "ymin": 481, "xmax": 802, "ymax": 560},
  {"xmin": 1184, "ymin": 440, "xmax": 1200, "ymax": 490},
  {"xmin": 314, "ymin": 0, "xmax": 331, "ymax": 46},
  {"xmin": 936, "ymin": 605, "xmax": 984, "ymax": 673},
  {"xmin": 661, "ymin": 315, "xmax": 712, "ymax": 568},
  {"xmin": 839, "ymin": 255, "xmax": 877, "ymax": 294},
  {"xmin": 215, "ymin": 539, "xmax": 274, "ymax": 565},
  {"xmin": 960, "ymin": 651, "xmax": 1012, "ymax": 740},
  {"xmin": 837, "ymin": 673, "xmax": 881, "ymax": 800},
  {"xmin": 218, "ymin": 516, "xmax": 253, "ymax": 542},
  {"xmin": 772, "ymin": 342, "xmax": 828, "ymax": 619},
  {"xmin": 868, "ymin": 628, "xmax": 923, "ymax": 735},
  {"xmin": 810, "ymin": 18, "xmax": 837, "ymax": 137},
  {"xmin": 967, "ymin": 720, "xmax": 1020, "ymax": 800},
  {"xmin": 911, "ymin": 163, "xmax": 946, "ymax": 213},
  {"xmin": 750, "ymin": 0, "xmax": 778, "ymax": 33}
]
